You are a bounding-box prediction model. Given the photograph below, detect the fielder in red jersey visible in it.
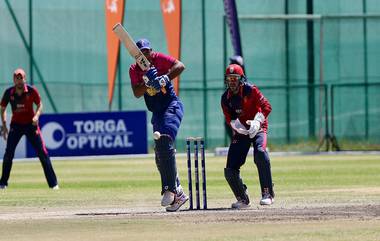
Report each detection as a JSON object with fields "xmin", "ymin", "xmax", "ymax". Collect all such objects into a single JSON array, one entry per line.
[
  {"xmin": 221, "ymin": 64, "xmax": 274, "ymax": 209},
  {"xmin": 0, "ymin": 68, "xmax": 58, "ymax": 189}
]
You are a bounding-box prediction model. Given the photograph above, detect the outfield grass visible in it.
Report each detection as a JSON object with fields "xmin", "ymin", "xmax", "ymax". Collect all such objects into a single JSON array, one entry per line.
[{"xmin": 0, "ymin": 154, "xmax": 379, "ymax": 241}]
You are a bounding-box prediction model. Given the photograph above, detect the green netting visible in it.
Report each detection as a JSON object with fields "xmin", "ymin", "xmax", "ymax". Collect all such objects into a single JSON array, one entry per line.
[{"xmin": 331, "ymin": 83, "xmax": 380, "ymax": 150}]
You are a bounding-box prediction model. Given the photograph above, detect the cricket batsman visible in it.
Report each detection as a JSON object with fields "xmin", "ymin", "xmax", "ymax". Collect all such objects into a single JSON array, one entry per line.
[
  {"xmin": 129, "ymin": 38, "xmax": 188, "ymax": 212},
  {"xmin": 221, "ymin": 64, "xmax": 275, "ymax": 209}
]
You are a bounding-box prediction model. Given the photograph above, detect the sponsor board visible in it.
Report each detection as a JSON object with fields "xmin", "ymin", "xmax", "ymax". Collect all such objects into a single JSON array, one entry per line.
[{"xmin": 27, "ymin": 111, "xmax": 147, "ymax": 157}]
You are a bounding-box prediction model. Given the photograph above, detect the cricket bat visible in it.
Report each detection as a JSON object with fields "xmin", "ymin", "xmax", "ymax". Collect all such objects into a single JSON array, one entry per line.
[{"xmin": 112, "ymin": 23, "xmax": 166, "ymax": 94}]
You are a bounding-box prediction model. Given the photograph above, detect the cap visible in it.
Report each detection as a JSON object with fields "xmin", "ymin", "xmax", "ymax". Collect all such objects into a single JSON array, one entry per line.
[
  {"xmin": 13, "ymin": 68, "xmax": 26, "ymax": 79},
  {"xmin": 136, "ymin": 38, "xmax": 151, "ymax": 50},
  {"xmin": 229, "ymin": 55, "xmax": 244, "ymax": 66}
]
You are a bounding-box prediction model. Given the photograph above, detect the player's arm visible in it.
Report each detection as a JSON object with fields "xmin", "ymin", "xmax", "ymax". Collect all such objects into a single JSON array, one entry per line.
[
  {"xmin": 0, "ymin": 91, "xmax": 9, "ymax": 140},
  {"xmin": 246, "ymin": 86, "xmax": 271, "ymax": 137},
  {"xmin": 1, "ymin": 106, "xmax": 6, "ymax": 126},
  {"xmin": 32, "ymin": 87, "xmax": 42, "ymax": 126},
  {"xmin": 253, "ymin": 86, "xmax": 272, "ymax": 117},
  {"xmin": 129, "ymin": 67, "xmax": 148, "ymax": 98},
  {"xmin": 32, "ymin": 102, "xmax": 43, "ymax": 126},
  {"xmin": 131, "ymin": 82, "xmax": 148, "ymax": 98},
  {"xmin": 221, "ymin": 102, "xmax": 232, "ymax": 125},
  {"xmin": 1, "ymin": 106, "xmax": 8, "ymax": 140},
  {"xmin": 167, "ymin": 60, "xmax": 185, "ymax": 80}
]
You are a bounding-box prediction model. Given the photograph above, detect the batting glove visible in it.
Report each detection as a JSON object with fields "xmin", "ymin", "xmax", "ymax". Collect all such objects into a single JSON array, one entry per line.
[
  {"xmin": 158, "ymin": 75, "xmax": 170, "ymax": 87},
  {"xmin": 246, "ymin": 112, "xmax": 265, "ymax": 138},
  {"xmin": 230, "ymin": 119, "xmax": 249, "ymax": 135},
  {"xmin": 148, "ymin": 77, "xmax": 162, "ymax": 91},
  {"xmin": 145, "ymin": 67, "xmax": 158, "ymax": 81}
]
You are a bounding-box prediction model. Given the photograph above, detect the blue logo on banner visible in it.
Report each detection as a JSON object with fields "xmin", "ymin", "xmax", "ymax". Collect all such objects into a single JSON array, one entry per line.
[{"xmin": 26, "ymin": 111, "xmax": 147, "ymax": 157}]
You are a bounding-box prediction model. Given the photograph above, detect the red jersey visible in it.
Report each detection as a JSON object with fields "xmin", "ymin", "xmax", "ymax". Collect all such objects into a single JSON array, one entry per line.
[
  {"xmin": 1, "ymin": 85, "xmax": 41, "ymax": 124},
  {"xmin": 129, "ymin": 52, "xmax": 176, "ymax": 86},
  {"xmin": 129, "ymin": 51, "xmax": 178, "ymax": 113},
  {"xmin": 221, "ymin": 83, "xmax": 272, "ymax": 132}
]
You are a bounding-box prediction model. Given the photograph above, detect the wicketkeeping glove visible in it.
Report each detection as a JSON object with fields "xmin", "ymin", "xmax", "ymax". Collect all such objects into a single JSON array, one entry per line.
[
  {"xmin": 246, "ymin": 112, "xmax": 265, "ymax": 138},
  {"xmin": 230, "ymin": 119, "xmax": 249, "ymax": 135}
]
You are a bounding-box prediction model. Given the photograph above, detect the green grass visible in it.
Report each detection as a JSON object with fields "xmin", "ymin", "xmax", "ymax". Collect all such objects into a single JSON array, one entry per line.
[{"xmin": 0, "ymin": 154, "xmax": 379, "ymax": 241}]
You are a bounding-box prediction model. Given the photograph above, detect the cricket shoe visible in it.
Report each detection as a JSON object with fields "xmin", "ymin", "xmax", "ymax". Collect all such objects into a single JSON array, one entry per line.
[
  {"xmin": 161, "ymin": 190, "xmax": 175, "ymax": 206},
  {"xmin": 166, "ymin": 192, "xmax": 189, "ymax": 212},
  {"xmin": 51, "ymin": 185, "xmax": 60, "ymax": 190},
  {"xmin": 231, "ymin": 200, "xmax": 250, "ymax": 209},
  {"xmin": 260, "ymin": 191, "xmax": 274, "ymax": 205},
  {"xmin": 0, "ymin": 184, "xmax": 7, "ymax": 190}
]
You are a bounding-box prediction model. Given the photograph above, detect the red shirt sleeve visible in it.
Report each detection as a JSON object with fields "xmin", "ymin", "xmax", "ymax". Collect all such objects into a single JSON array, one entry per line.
[
  {"xmin": 32, "ymin": 87, "xmax": 41, "ymax": 105},
  {"xmin": 129, "ymin": 64, "xmax": 144, "ymax": 87},
  {"xmin": 0, "ymin": 89, "xmax": 10, "ymax": 108},
  {"xmin": 151, "ymin": 52, "xmax": 176, "ymax": 75},
  {"xmin": 129, "ymin": 52, "xmax": 177, "ymax": 87},
  {"xmin": 252, "ymin": 86, "xmax": 272, "ymax": 118},
  {"xmin": 221, "ymin": 100, "xmax": 232, "ymax": 125}
]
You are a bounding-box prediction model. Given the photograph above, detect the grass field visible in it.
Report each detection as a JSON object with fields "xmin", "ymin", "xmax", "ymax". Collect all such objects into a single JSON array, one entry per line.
[{"xmin": 0, "ymin": 153, "xmax": 379, "ymax": 241}]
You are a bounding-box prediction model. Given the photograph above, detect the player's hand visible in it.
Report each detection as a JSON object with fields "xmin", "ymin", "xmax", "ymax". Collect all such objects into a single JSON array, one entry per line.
[
  {"xmin": 158, "ymin": 75, "xmax": 170, "ymax": 87},
  {"xmin": 145, "ymin": 67, "xmax": 158, "ymax": 81},
  {"xmin": 246, "ymin": 119, "xmax": 260, "ymax": 138},
  {"xmin": 1, "ymin": 125, "xmax": 8, "ymax": 141},
  {"xmin": 230, "ymin": 119, "xmax": 249, "ymax": 135},
  {"xmin": 246, "ymin": 112, "xmax": 265, "ymax": 138},
  {"xmin": 147, "ymin": 76, "xmax": 162, "ymax": 91},
  {"xmin": 147, "ymin": 75, "xmax": 170, "ymax": 92},
  {"xmin": 32, "ymin": 116, "xmax": 39, "ymax": 126}
]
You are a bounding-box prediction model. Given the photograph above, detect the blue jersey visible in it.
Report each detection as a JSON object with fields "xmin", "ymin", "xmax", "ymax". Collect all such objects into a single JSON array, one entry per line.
[
  {"xmin": 129, "ymin": 52, "xmax": 179, "ymax": 113},
  {"xmin": 143, "ymin": 81, "xmax": 178, "ymax": 113}
]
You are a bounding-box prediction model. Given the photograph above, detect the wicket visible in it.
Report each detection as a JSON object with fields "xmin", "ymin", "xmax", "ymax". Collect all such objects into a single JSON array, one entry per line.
[{"xmin": 186, "ymin": 137, "xmax": 207, "ymax": 210}]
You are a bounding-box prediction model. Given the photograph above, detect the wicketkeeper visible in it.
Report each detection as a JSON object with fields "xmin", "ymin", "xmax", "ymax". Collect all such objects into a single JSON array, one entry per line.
[
  {"xmin": 224, "ymin": 55, "xmax": 245, "ymax": 141},
  {"xmin": 221, "ymin": 64, "xmax": 275, "ymax": 209},
  {"xmin": 129, "ymin": 38, "xmax": 188, "ymax": 212}
]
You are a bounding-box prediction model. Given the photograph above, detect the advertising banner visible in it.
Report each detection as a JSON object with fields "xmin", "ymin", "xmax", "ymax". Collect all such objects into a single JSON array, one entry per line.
[
  {"xmin": 160, "ymin": 0, "xmax": 182, "ymax": 95},
  {"xmin": 105, "ymin": 0, "xmax": 125, "ymax": 107},
  {"xmin": 27, "ymin": 111, "xmax": 147, "ymax": 157}
]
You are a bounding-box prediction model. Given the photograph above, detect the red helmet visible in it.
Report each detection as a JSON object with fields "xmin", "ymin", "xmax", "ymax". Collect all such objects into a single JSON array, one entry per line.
[
  {"xmin": 225, "ymin": 64, "xmax": 245, "ymax": 88},
  {"xmin": 225, "ymin": 64, "xmax": 244, "ymax": 76}
]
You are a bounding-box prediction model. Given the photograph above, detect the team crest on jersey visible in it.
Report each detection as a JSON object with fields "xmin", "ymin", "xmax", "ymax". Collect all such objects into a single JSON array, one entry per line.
[
  {"xmin": 146, "ymin": 86, "xmax": 159, "ymax": 96},
  {"xmin": 235, "ymin": 109, "xmax": 242, "ymax": 114}
]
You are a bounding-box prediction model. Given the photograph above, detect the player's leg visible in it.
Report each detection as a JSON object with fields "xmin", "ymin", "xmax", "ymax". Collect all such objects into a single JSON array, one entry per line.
[
  {"xmin": 224, "ymin": 135, "xmax": 251, "ymax": 209},
  {"xmin": 0, "ymin": 124, "xmax": 24, "ymax": 188},
  {"xmin": 154, "ymin": 133, "xmax": 178, "ymax": 205},
  {"xmin": 153, "ymin": 100, "xmax": 187, "ymax": 210},
  {"xmin": 25, "ymin": 124, "xmax": 58, "ymax": 188},
  {"xmin": 154, "ymin": 153, "xmax": 183, "ymax": 196},
  {"xmin": 252, "ymin": 132, "xmax": 274, "ymax": 205}
]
